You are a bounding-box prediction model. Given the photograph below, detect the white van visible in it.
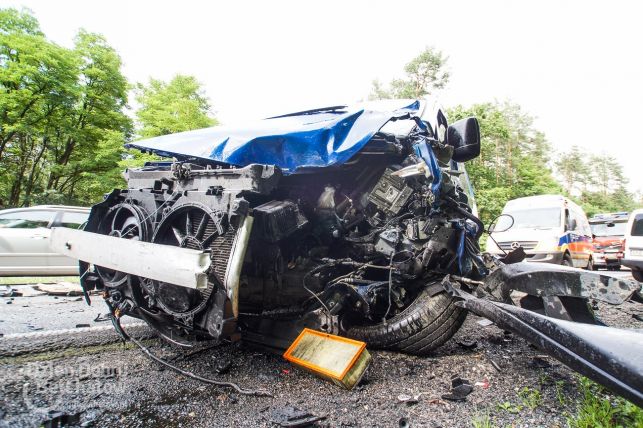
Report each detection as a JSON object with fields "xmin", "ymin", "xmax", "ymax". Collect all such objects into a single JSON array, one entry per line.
[
  {"xmin": 486, "ymin": 195, "xmax": 593, "ymax": 268},
  {"xmin": 622, "ymin": 208, "xmax": 643, "ymax": 281}
]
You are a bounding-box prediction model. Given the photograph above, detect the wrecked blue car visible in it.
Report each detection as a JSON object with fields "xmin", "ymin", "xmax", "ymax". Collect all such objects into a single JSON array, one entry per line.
[{"xmin": 50, "ymin": 100, "xmax": 642, "ymax": 405}]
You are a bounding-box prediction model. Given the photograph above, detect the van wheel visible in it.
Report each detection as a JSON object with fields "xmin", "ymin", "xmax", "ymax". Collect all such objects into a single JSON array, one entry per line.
[
  {"xmin": 632, "ymin": 269, "xmax": 643, "ymax": 282},
  {"xmin": 562, "ymin": 254, "xmax": 573, "ymax": 267}
]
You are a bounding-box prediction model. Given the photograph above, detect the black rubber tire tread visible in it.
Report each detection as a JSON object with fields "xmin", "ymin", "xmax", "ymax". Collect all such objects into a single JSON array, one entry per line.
[
  {"xmin": 632, "ymin": 269, "xmax": 643, "ymax": 282},
  {"xmin": 346, "ymin": 287, "xmax": 467, "ymax": 356}
]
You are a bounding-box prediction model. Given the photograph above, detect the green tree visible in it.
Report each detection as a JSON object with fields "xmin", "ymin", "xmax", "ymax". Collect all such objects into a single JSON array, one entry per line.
[
  {"xmin": 0, "ymin": 8, "xmax": 131, "ymax": 207},
  {"xmin": 555, "ymin": 146, "xmax": 590, "ymax": 196},
  {"xmin": 135, "ymin": 75, "xmax": 216, "ymax": 138},
  {"xmin": 448, "ymin": 102, "xmax": 561, "ymax": 225},
  {"xmin": 370, "ymin": 47, "xmax": 449, "ymax": 100}
]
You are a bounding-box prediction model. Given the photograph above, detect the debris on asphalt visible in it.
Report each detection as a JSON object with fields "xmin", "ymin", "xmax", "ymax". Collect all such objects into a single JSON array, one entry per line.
[
  {"xmin": 283, "ymin": 328, "xmax": 371, "ymax": 390},
  {"xmin": 269, "ymin": 405, "xmax": 326, "ymax": 427},
  {"xmin": 474, "ymin": 379, "xmax": 490, "ymax": 389},
  {"xmin": 93, "ymin": 313, "xmax": 112, "ymax": 322},
  {"xmin": 13, "ymin": 286, "xmax": 46, "ymax": 297},
  {"xmin": 397, "ymin": 391, "xmax": 434, "ymax": 405},
  {"xmin": 456, "ymin": 339, "xmax": 478, "ymax": 350},
  {"xmin": 489, "ymin": 358, "xmax": 502, "ymax": 372},
  {"xmin": 214, "ymin": 358, "xmax": 232, "ymax": 375},
  {"xmin": 75, "ymin": 323, "xmax": 90, "ymax": 328},
  {"xmin": 0, "ymin": 285, "xmax": 16, "ymax": 297},
  {"xmin": 398, "ymin": 417, "xmax": 410, "ymax": 428},
  {"xmin": 531, "ymin": 356, "xmax": 552, "ymax": 369},
  {"xmin": 34, "ymin": 282, "xmax": 83, "ymax": 296},
  {"xmin": 41, "ymin": 410, "xmax": 82, "ymax": 428},
  {"xmin": 441, "ymin": 376, "xmax": 474, "ymax": 402},
  {"xmin": 476, "ymin": 318, "xmax": 494, "ymax": 327}
]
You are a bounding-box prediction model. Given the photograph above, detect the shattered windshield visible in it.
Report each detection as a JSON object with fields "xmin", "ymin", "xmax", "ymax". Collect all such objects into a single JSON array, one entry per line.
[
  {"xmin": 498, "ymin": 207, "xmax": 561, "ymax": 230},
  {"xmin": 590, "ymin": 222, "xmax": 627, "ymax": 237}
]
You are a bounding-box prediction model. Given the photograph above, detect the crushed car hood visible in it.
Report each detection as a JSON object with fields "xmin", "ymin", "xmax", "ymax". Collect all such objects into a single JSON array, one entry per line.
[{"xmin": 126, "ymin": 100, "xmax": 423, "ymax": 174}]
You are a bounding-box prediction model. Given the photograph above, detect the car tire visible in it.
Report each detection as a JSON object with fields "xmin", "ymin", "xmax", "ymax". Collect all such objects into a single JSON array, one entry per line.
[
  {"xmin": 562, "ymin": 253, "xmax": 573, "ymax": 267},
  {"xmin": 346, "ymin": 284, "xmax": 467, "ymax": 356},
  {"xmin": 632, "ymin": 269, "xmax": 643, "ymax": 282}
]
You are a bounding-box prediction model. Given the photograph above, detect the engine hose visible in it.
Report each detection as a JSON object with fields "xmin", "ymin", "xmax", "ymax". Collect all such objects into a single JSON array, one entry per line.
[
  {"xmin": 444, "ymin": 196, "xmax": 484, "ymax": 239},
  {"xmin": 110, "ymin": 306, "xmax": 272, "ymax": 397}
]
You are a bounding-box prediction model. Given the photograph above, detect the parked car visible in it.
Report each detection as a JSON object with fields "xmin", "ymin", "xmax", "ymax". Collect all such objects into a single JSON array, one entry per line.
[
  {"xmin": 486, "ymin": 195, "xmax": 593, "ymax": 268},
  {"xmin": 622, "ymin": 208, "xmax": 643, "ymax": 281},
  {"xmin": 589, "ymin": 212, "xmax": 628, "ymax": 270},
  {"xmin": 0, "ymin": 205, "xmax": 89, "ymax": 276}
]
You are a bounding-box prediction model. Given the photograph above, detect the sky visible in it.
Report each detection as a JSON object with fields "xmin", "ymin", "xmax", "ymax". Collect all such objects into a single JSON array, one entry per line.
[{"xmin": 2, "ymin": 0, "xmax": 642, "ymax": 193}]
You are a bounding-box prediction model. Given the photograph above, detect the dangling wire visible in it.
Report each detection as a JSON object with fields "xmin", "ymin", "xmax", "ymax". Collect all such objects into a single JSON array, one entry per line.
[{"xmin": 111, "ymin": 303, "xmax": 271, "ymax": 397}]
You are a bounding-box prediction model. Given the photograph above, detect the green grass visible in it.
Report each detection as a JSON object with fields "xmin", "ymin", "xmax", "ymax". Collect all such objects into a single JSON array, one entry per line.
[
  {"xmin": 518, "ymin": 386, "xmax": 542, "ymax": 410},
  {"xmin": 471, "ymin": 413, "xmax": 494, "ymax": 428},
  {"xmin": 567, "ymin": 377, "xmax": 643, "ymax": 428},
  {"xmin": 0, "ymin": 275, "xmax": 79, "ymax": 285}
]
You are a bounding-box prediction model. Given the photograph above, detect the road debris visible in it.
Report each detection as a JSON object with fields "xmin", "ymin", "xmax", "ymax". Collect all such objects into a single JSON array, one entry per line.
[
  {"xmin": 34, "ymin": 282, "xmax": 83, "ymax": 296},
  {"xmin": 456, "ymin": 339, "xmax": 478, "ymax": 350},
  {"xmin": 474, "ymin": 379, "xmax": 490, "ymax": 389},
  {"xmin": 531, "ymin": 356, "xmax": 552, "ymax": 369},
  {"xmin": 269, "ymin": 406, "xmax": 326, "ymax": 427},
  {"xmin": 489, "ymin": 358, "xmax": 502, "ymax": 372},
  {"xmin": 476, "ymin": 318, "xmax": 494, "ymax": 327},
  {"xmin": 0, "ymin": 285, "xmax": 16, "ymax": 297},
  {"xmin": 441, "ymin": 376, "xmax": 474, "ymax": 402},
  {"xmin": 13, "ymin": 286, "xmax": 46, "ymax": 297},
  {"xmin": 41, "ymin": 410, "xmax": 82, "ymax": 428},
  {"xmin": 93, "ymin": 313, "xmax": 112, "ymax": 322},
  {"xmin": 283, "ymin": 328, "xmax": 371, "ymax": 390}
]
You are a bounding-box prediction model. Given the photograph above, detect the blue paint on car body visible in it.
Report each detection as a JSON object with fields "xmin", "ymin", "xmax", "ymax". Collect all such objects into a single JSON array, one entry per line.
[{"xmin": 126, "ymin": 101, "xmax": 423, "ymax": 175}]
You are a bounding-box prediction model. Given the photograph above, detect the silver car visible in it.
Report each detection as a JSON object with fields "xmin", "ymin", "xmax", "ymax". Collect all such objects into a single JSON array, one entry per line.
[{"xmin": 0, "ymin": 205, "xmax": 89, "ymax": 276}]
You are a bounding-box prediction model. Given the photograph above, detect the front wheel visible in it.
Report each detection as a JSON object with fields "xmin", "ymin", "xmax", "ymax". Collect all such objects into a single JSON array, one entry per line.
[
  {"xmin": 562, "ymin": 253, "xmax": 573, "ymax": 267},
  {"xmin": 345, "ymin": 283, "xmax": 467, "ymax": 356},
  {"xmin": 632, "ymin": 269, "xmax": 643, "ymax": 282}
]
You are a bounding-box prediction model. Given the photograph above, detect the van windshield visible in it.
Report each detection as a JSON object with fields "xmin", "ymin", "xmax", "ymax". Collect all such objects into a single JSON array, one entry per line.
[
  {"xmin": 590, "ymin": 222, "xmax": 627, "ymax": 237},
  {"xmin": 498, "ymin": 207, "xmax": 561, "ymax": 230}
]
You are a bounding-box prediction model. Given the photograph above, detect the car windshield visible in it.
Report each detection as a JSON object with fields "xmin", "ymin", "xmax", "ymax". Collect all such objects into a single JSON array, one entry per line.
[
  {"xmin": 591, "ymin": 222, "xmax": 627, "ymax": 237},
  {"xmin": 632, "ymin": 214, "xmax": 643, "ymax": 237},
  {"xmin": 497, "ymin": 207, "xmax": 561, "ymax": 230}
]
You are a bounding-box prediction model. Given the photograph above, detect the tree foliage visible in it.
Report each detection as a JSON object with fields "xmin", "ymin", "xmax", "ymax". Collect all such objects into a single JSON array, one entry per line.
[
  {"xmin": 556, "ymin": 147, "xmax": 638, "ymax": 216},
  {"xmin": 0, "ymin": 9, "xmax": 217, "ymax": 209},
  {"xmin": 0, "ymin": 8, "xmax": 131, "ymax": 207},
  {"xmin": 370, "ymin": 47, "xmax": 449, "ymax": 100},
  {"xmin": 135, "ymin": 75, "xmax": 216, "ymax": 138},
  {"xmin": 448, "ymin": 102, "xmax": 561, "ymax": 225}
]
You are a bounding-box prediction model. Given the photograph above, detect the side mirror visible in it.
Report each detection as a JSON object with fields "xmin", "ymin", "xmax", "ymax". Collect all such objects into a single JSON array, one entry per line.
[
  {"xmin": 488, "ymin": 214, "xmax": 514, "ymax": 234},
  {"xmin": 447, "ymin": 117, "xmax": 480, "ymax": 162}
]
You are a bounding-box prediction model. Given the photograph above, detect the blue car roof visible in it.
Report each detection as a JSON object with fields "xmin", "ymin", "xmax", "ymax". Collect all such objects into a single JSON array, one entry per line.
[{"xmin": 126, "ymin": 100, "xmax": 423, "ymax": 174}]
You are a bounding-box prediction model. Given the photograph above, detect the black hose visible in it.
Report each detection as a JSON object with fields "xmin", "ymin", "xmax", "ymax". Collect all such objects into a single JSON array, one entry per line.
[{"xmin": 444, "ymin": 196, "xmax": 484, "ymax": 239}]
